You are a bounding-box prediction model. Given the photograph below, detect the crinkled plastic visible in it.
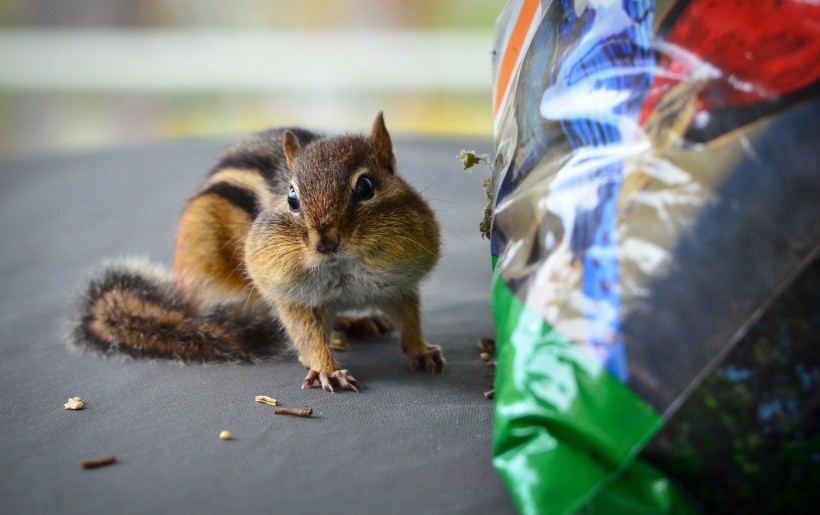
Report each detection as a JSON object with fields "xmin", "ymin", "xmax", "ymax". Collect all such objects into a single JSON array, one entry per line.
[{"xmin": 489, "ymin": 0, "xmax": 820, "ymax": 513}]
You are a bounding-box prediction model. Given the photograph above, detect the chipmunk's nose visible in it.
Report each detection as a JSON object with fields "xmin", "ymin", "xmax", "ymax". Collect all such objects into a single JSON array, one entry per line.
[
  {"xmin": 314, "ymin": 229, "xmax": 340, "ymax": 254},
  {"xmin": 316, "ymin": 239, "xmax": 339, "ymax": 254}
]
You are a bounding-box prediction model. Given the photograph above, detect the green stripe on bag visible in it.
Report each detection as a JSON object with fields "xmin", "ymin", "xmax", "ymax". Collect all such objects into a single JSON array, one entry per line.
[{"xmin": 490, "ymin": 261, "xmax": 698, "ymax": 514}]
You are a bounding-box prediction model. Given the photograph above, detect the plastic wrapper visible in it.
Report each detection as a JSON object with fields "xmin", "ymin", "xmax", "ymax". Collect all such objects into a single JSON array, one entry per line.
[{"xmin": 488, "ymin": 0, "xmax": 820, "ymax": 513}]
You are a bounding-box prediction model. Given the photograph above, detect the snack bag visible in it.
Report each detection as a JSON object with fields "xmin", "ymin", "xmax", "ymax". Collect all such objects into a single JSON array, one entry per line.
[{"xmin": 489, "ymin": 1, "xmax": 820, "ymax": 512}]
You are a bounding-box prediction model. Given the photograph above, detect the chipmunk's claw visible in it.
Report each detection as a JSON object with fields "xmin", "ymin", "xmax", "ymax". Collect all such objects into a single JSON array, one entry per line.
[
  {"xmin": 407, "ymin": 345, "xmax": 446, "ymax": 373},
  {"xmin": 302, "ymin": 369, "xmax": 361, "ymax": 393}
]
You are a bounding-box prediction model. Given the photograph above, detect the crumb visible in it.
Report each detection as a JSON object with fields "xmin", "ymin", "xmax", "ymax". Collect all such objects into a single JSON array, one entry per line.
[
  {"xmin": 478, "ymin": 338, "xmax": 495, "ymax": 352},
  {"xmin": 273, "ymin": 407, "xmax": 313, "ymax": 418},
  {"xmin": 480, "ymin": 177, "xmax": 493, "ymax": 239},
  {"xmin": 64, "ymin": 397, "xmax": 84, "ymax": 410},
  {"xmin": 484, "ymin": 390, "xmax": 495, "ymax": 399},
  {"xmin": 255, "ymin": 395, "xmax": 279, "ymax": 406},
  {"xmin": 81, "ymin": 455, "xmax": 116, "ymax": 469},
  {"xmin": 219, "ymin": 430, "xmax": 232, "ymax": 441},
  {"xmin": 456, "ymin": 150, "xmax": 494, "ymax": 239},
  {"xmin": 458, "ymin": 150, "xmax": 489, "ymax": 170}
]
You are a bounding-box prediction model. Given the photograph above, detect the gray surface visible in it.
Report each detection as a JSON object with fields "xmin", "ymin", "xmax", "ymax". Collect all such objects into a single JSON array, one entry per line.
[{"xmin": 0, "ymin": 135, "xmax": 512, "ymax": 515}]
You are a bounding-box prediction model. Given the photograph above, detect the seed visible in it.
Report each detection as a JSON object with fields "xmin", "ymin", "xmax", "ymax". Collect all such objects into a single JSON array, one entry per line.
[
  {"xmin": 478, "ymin": 338, "xmax": 496, "ymax": 353},
  {"xmin": 273, "ymin": 407, "xmax": 313, "ymax": 418},
  {"xmin": 64, "ymin": 397, "xmax": 85, "ymax": 410},
  {"xmin": 255, "ymin": 395, "xmax": 279, "ymax": 406},
  {"xmin": 81, "ymin": 455, "xmax": 116, "ymax": 469},
  {"xmin": 219, "ymin": 430, "xmax": 232, "ymax": 441}
]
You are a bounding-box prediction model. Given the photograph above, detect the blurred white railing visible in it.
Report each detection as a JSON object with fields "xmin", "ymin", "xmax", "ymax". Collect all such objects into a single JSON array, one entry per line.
[{"xmin": 0, "ymin": 29, "xmax": 492, "ymax": 92}]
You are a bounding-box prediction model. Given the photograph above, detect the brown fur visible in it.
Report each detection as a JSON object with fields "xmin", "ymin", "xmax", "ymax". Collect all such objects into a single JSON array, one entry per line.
[
  {"xmin": 73, "ymin": 113, "xmax": 443, "ymax": 390},
  {"xmin": 174, "ymin": 194, "xmax": 255, "ymax": 295},
  {"xmin": 74, "ymin": 259, "xmax": 288, "ymax": 362}
]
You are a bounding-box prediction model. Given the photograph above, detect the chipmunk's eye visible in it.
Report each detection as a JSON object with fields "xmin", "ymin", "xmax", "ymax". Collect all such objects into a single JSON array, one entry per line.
[
  {"xmin": 287, "ymin": 187, "xmax": 300, "ymax": 211},
  {"xmin": 355, "ymin": 176, "xmax": 374, "ymax": 201}
]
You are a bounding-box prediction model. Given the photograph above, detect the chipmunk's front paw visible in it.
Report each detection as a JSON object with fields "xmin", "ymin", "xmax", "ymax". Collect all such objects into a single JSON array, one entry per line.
[
  {"xmin": 302, "ymin": 369, "xmax": 361, "ymax": 393},
  {"xmin": 405, "ymin": 345, "xmax": 445, "ymax": 373}
]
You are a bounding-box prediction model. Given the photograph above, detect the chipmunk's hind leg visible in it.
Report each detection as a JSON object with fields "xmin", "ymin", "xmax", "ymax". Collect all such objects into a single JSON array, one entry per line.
[
  {"xmin": 334, "ymin": 314, "xmax": 394, "ymax": 338},
  {"xmin": 383, "ymin": 292, "xmax": 445, "ymax": 373},
  {"xmin": 330, "ymin": 330, "xmax": 352, "ymax": 351},
  {"xmin": 330, "ymin": 314, "xmax": 394, "ymax": 351}
]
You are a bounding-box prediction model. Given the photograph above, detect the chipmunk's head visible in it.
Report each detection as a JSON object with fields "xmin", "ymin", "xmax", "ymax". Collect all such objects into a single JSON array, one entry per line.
[
  {"xmin": 245, "ymin": 112, "xmax": 440, "ymax": 306},
  {"xmin": 280, "ymin": 111, "xmax": 396, "ymax": 260}
]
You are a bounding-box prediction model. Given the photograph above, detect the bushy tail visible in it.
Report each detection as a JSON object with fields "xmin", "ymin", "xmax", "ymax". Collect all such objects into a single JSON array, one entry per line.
[{"xmin": 72, "ymin": 260, "xmax": 290, "ymax": 362}]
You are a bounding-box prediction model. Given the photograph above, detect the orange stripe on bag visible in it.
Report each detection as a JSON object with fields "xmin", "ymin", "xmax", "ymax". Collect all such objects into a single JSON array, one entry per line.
[{"xmin": 494, "ymin": 0, "xmax": 540, "ymax": 117}]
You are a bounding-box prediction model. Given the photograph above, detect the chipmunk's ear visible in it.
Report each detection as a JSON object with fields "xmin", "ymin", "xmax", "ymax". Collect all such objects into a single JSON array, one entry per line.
[
  {"xmin": 282, "ymin": 130, "xmax": 301, "ymax": 168},
  {"xmin": 368, "ymin": 111, "xmax": 396, "ymax": 174}
]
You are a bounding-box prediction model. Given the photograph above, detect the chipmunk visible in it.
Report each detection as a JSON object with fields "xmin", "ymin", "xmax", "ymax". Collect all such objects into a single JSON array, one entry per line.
[{"xmin": 73, "ymin": 112, "xmax": 444, "ymax": 392}]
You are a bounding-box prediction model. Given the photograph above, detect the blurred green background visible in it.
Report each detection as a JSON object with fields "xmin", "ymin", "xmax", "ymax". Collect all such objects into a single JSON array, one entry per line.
[{"xmin": 0, "ymin": 0, "xmax": 503, "ymax": 159}]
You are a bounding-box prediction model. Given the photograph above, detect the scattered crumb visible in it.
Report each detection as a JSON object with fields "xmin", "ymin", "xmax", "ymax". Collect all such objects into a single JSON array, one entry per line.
[
  {"xmin": 478, "ymin": 338, "xmax": 496, "ymax": 353},
  {"xmin": 478, "ymin": 337, "xmax": 497, "ymax": 395},
  {"xmin": 81, "ymin": 455, "xmax": 117, "ymax": 469},
  {"xmin": 64, "ymin": 397, "xmax": 85, "ymax": 410},
  {"xmin": 255, "ymin": 395, "xmax": 279, "ymax": 406},
  {"xmin": 458, "ymin": 150, "xmax": 489, "ymax": 170},
  {"xmin": 480, "ymin": 177, "xmax": 493, "ymax": 240},
  {"xmin": 219, "ymin": 430, "xmax": 232, "ymax": 441},
  {"xmin": 273, "ymin": 407, "xmax": 313, "ymax": 418},
  {"xmin": 456, "ymin": 150, "xmax": 494, "ymax": 239}
]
